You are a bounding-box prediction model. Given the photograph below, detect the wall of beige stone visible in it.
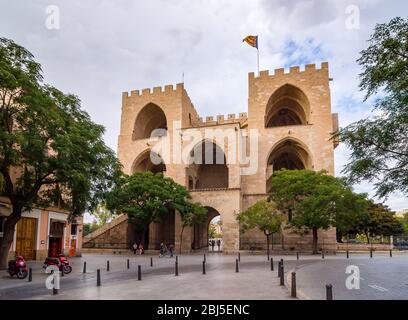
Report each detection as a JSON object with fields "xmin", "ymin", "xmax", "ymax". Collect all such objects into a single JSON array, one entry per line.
[
  {"xmin": 111, "ymin": 61, "xmax": 338, "ymax": 253},
  {"xmin": 83, "ymin": 219, "xmax": 129, "ymax": 249},
  {"xmin": 190, "ymin": 189, "xmax": 241, "ymax": 252}
]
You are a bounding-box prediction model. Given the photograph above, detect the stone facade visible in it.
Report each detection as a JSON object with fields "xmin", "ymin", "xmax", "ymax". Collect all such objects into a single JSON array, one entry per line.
[{"xmin": 84, "ymin": 62, "xmax": 339, "ymax": 253}]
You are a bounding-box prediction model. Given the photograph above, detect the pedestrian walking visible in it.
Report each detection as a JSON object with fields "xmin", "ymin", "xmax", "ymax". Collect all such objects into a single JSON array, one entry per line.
[
  {"xmin": 169, "ymin": 244, "xmax": 174, "ymax": 257},
  {"xmin": 159, "ymin": 242, "xmax": 165, "ymax": 258},
  {"xmin": 138, "ymin": 243, "xmax": 144, "ymax": 255},
  {"xmin": 132, "ymin": 242, "xmax": 138, "ymax": 254},
  {"xmin": 211, "ymin": 240, "xmax": 215, "ymax": 252},
  {"xmin": 216, "ymin": 239, "xmax": 221, "ymax": 251}
]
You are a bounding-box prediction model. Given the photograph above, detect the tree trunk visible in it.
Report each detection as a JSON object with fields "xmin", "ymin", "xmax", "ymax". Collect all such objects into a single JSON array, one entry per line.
[
  {"xmin": 336, "ymin": 230, "xmax": 343, "ymax": 243},
  {"xmin": 0, "ymin": 210, "xmax": 21, "ymax": 270},
  {"xmin": 312, "ymin": 227, "xmax": 318, "ymax": 254},
  {"xmin": 365, "ymin": 231, "xmax": 370, "ymax": 244},
  {"xmin": 179, "ymin": 225, "xmax": 185, "ymax": 254},
  {"xmin": 266, "ymin": 235, "xmax": 270, "ymax": 259}
]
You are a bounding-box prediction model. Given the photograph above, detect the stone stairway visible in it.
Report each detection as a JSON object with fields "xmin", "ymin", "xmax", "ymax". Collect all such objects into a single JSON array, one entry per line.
[{"xmin": 83, "ymin": 214, "xmax": 129, "ymax": 245}]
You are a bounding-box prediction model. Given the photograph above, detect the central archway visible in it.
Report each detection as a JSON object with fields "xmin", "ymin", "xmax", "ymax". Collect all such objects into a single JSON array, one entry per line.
[{"xmin": 192, "ymin": 206, "xmax": 222, "ymax": 251}]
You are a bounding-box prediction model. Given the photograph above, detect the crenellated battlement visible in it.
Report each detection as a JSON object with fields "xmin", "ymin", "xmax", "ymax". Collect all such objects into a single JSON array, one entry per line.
[
  {"xmin": 122, "ymin": 83, "xmax": 184, "ymax": 100},
  {"xmin": 193, "ymin": 112, "xmax": 247, "ymax": 127},
  {"xmin": 249, "ymin": 62, "xmax": 329, "ymax": 81}
]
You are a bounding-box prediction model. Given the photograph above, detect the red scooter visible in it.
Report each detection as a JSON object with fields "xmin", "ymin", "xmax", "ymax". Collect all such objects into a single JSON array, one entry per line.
[
  {"xmin": 8, "ymin": 256, "xmax": 28, "ymax": 279},
  {"xmin": 43, "ymin": 254, "xmax": 72, "ymax": 274}
]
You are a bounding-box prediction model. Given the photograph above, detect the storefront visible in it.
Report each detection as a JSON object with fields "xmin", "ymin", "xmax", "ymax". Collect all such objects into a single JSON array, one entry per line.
[{"xmin": 1, "ymin": 205, "xmax": 83, "ymax": 261}]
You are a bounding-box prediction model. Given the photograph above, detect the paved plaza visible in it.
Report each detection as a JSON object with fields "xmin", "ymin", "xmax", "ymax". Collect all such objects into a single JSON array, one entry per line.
[{"xmin": 0, "ymin": 252, "xmax": 407, "ymax": 300}]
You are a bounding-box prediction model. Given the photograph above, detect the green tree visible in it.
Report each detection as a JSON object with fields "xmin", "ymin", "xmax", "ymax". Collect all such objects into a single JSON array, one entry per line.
[
  {"xmin": 336, "ymin": 17, "xmax": 408, "ymax": 198},
  {"xmin": 106, "ymin": 172, "xmax": 205, "ymax": 252},
  {"xmin": 397, "ymin": 212, "xmax": 408, "ymax": 235},
  {"xmin": 349, "ymin": 202, "xmax": 403, "ymax": 242},
  {"xmin": 236, "ymin": 200, "xmax": 284, "ymax": 258},
  {"xmin": 208, "ymin": 224, "xmax": 216, "ymax": 239},
  {"xmin": 270, "ymin": 170, "xmax": 351, "ymax": 254},
  {"xmin": 91, "ymin": 203, "xmax": 117, "ymax": 226},
  {"xmin": 0, "ymin": 38, "xmax": 121, "ymax": 268},
  {"xmin": 83, "ymin": 223, "xmax": 99, "ymax": 237},
  {"xmin": 334, "ymin": 190, "xmax": 371, "ymax": 243}
]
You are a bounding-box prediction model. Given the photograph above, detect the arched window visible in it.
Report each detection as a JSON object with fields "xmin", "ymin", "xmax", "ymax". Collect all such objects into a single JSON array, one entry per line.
[
  {"xmin": 186, "ymin": 141, "xmax": 228, "ymax": 189},
  {"xmin": 265, "ymin": 84, "xmax": 310, "ymax": 128},
  {"xmin": 133, "ymin": 103, "xmax": 167, "ymax": 140}
]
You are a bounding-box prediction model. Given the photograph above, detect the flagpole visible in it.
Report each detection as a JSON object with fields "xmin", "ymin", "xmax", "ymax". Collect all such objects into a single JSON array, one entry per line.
[{"xmin": 257, "ymin": 47, "xmax": 260, "ymax": 76}]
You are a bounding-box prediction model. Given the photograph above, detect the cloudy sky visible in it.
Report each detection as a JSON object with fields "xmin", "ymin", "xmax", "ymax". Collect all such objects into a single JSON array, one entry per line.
[{"xmin": 1, "ymin": 0, "xmax": 407, "ymax": 221}]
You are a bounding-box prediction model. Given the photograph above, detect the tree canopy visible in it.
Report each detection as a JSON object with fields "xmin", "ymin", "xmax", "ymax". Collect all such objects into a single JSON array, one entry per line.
[
  {"xmin": 347, "ymin": 202, "xmax": 403, "ymax": 242},
  {"xmin": 106, "ymin": 172, "xmax": 206, "ymax": 247},
  {"xmin": 270, "ymin": 170, "xmax": 354, "ymax": 253},
  {"xmin": 0, "ymin": 37, "xmax": 121, "ymax": 268},
  {"xmin": 237, "ymin": 200, "xmax": 284, "ymax": 256},
  {"xmin": 237, "ymin": 200, "xmax": 283, "ymax": 236},
  {"xmin": 337, "ymin": 17, "xmax": 408, "ymax": 198}
]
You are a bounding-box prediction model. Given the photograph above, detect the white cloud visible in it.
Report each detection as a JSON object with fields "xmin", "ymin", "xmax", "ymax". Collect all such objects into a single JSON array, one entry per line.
[{"xmin": 1, "ymin": 0, "xmax": 407, "ymax": 213}]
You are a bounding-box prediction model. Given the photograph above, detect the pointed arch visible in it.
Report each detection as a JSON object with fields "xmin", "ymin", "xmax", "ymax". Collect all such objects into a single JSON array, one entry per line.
[
  {"xmin": 186, "ymin": 140, "xmax": 228, "ymax": 189},
  {"xmin": 131, "ymin": 149, "xmax": 166, "ymax": 174},
  {"xmin": 265, "ymin": 84, "xmax": 310, "ymax": 128},
  {"xmin": 266, "ymin": 137, "xmax": 312, "ymax": 192},
  {"xmin": 133, "ymin": 103, "xmax": 168, "ymax": 140}
]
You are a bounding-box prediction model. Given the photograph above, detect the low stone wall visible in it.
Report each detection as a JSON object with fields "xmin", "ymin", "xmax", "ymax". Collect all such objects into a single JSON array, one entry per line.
[
  {"xmin": 82, "ymin": 248, "xmax": 158, "ymax": 255},
  {"xmin": 337, "ymin": 243, "xmax": 392, "ymax": 251}
]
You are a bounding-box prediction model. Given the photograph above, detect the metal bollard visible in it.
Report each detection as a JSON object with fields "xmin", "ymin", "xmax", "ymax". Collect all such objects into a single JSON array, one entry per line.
[
  {"xmin": 390, "ymin": 249, "xmax": 393, "ymax": 258},
  {"xmin": 238, "ymin": 252, "xmax": 241, "ymax": 262},
  {"xmin": 235, "ymin": 259, "xmax": 239, "ymax": 273},
  {"xmin": 97, "ymin": 269, "xmax": 101, "ymax": 286},
  {"xmin": 270, "ymin": 258, "xmax": 274, "ymax": 271},
  {"xmin": 297, "ymin": 252, "xmax": 299, "ymax": 260},
  {"xmin": 202, "ymin": 261, "xmax": 206, "ymax": 274},
  {"xmin": 83, "ymin": 261, "xmax": 87, "ymax": 274},
  {"xmin": 175, "ymin": 261, "xmax": 179, "ymax": 276},
  {"xmin": 127, "ymin": 259, "xmax": 130, "ymax": 269},
  {"xmin": 138, "ymin": 265, "xmax": 141, "ymax": 280},
  {"xmin": 370, "ymin": 249, "xmax": 373, "ymax": 258},
  {"xmin": 61, "ymin": 268, "xmax": 64, "ymax": 277},
  {"xmin": 279, "ymin": 264, "xmax": 284, "ymax": 286},
  {"xmin": 291, "ymin": 272, "xmax": 297, "ymax": 298},
  {"xmin": 326, "ymin": 284, "xmax": 333, "ymax": 300},
  {"xmin": 322, "ymin": 250, "xmax": 325, "ymax": 259},
  {"xmin": 176, "ymin": 255, "xmax": 178, "ymax": 263},
  {"xmin": 107, "ymin": 260, "xmax": 110, "ymax": 271},
  {"xmin": 346, "ymin": 250, "xmax": 349, "ymax": 259},
  {"xmin": 28, "ymin": 268, "xmax": 32, "ymax": 282},
  {"xmin": 278, "ymin": 261, "xmax": 282, "ymax": 277},
  {"xmin": 150, "ymin": 257, "xmax": 153, "ymax": 267}
]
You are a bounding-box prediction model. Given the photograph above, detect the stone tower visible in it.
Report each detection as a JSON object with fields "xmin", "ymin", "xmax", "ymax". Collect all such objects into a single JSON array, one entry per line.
[{"xmin": 84, "ymin": 62, "xmax": 339, "ymax": 252}]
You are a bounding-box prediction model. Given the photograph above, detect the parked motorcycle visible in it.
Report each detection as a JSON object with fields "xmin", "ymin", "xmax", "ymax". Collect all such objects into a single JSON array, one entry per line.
[
  {"xmin": 43, "ymin": 254, "xmax": 72, "ymax": 274},
  {"xmin": 8, "ymin": 256, "xmax": 28, "ymax": 279}
]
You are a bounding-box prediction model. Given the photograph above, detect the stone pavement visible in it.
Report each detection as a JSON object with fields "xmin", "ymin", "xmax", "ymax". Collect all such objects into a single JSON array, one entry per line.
[
  {"xmin": 1, "ymin": 252, "xmax": 407, "ymax": 300},
  {"xmin": 290, "ymin": 253, "xmax": 408, "ymax": 300},
  {"xmin": 0, "ymin": 253, "xmax": 298, "ymax": 300}
]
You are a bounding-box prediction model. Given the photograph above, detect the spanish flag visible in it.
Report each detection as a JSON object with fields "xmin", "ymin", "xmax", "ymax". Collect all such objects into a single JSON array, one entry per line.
[{"xmin": 243, "ymin": 35, "xmax": 258, "ymax": 49}]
